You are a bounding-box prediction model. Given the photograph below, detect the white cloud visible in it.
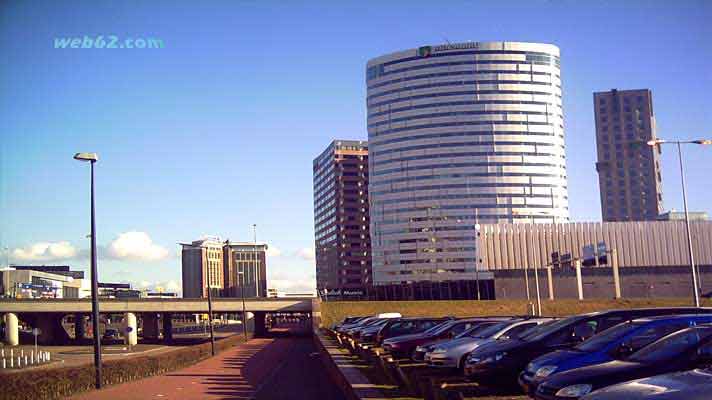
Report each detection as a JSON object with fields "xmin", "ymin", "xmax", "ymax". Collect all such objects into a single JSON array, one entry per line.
[
  {"xmin": 296, "ymin": 247, "xmax": 315, "ymax": 261},
  {"xmin": 105, "ymin": 232, "xmax": 170, "ymax": 262},
  {"xmin": 134, "ymin": 280, "xmax": 182, "ymax": 295},
  {"xmin": 266, "ymin": 245, "xmax": 282, "ymax": 258},
  {"xmin": 12, "ymin": 241, "xmax": 78, "ymax": 261}
]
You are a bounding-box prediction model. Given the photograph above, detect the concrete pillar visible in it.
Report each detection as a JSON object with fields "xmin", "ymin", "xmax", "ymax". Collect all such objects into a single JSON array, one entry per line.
[
  {"xmin": 34, "ymin": 313, "xmax": 72, "ymax": 345},
  {"xmin": 4, "ymin": 313, "xmax": 19, "ymax": 346},
  {"xmin": 162, "ymin": 314, "xmax": 173, "ymax": 343},
  {"xmin": 74, "ymin": 314, "xmax": 86, "ymax": 341},
  {"xmin": 575, "ymin": 259, "xmax": 584, "ymax": 300},
  {"xmin": 124, "ymin": 313, "xmax": 138, "ymax": 346},
  {"xmin": 253, "ymin": 311, "xmax": 266, "ymax": 337},
  {"xmin": 611, "ymin": 248, "xmax": 622, "ymax": 299},
  {"xmin": 547, "ymin": 267, "xmax": 555, "ymax": 300},
  {"xmin": 142, "ymin": 313, "xmax": 160, "ymax": 341}
]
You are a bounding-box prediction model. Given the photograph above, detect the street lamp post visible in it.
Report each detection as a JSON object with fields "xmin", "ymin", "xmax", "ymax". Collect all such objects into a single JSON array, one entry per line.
[
  {"xmin": 73, "ymin": 152, "xmax": 102, "ymax": 389},
  {"xmin": 206, "ymin": 261, "xmax": 216, "ymax": 356},
  {"xmin": 647, "ymin": 138, "xmax": 712, "ymax": 307}
]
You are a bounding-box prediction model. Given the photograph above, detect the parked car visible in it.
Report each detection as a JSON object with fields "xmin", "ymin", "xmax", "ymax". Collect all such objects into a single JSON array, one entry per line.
[
  {"xmin": 336, "ymin": 313, "xmax": 401, "ymax": 335},
  {"xmin": 520, "ymin": 314, "xmax": 712, "ymax": 394},
  {"xmin": 102, "ymin": 328, "xmax": 121, "ymax": 342},
  {"xmin": 333, "ymin": 316, "xmax": 367, "ymax": 330},
  {"xmin": 426, "ymin": 318, "xmax": 552, "ymax": 370},
  {"xmin": 463, "ymin": 307, "xmax": 712, "ymax": 386},
  {"xmin": 580, "ymin": 367, "xmax": 712, "ymax": 400},
  {"xmin": 534, "ymin": 325, "xmax": 712, "ymax": 400},
  {"xmin": 384, "ymin": 317, "xmax": 509, "ymax": 360},
  {"xmin": 374, "ymin": 317, "xmax": 453, "ymax": 345}
]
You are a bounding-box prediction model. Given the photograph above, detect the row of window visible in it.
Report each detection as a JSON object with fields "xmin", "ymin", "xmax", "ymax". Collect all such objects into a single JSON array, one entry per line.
[
  {"xmin": 371, "ymin": 150, "xmax": 564, "ymax": 166},
  {"xmin": 373, "ymin": 160, "xmax": 560, "ymax": 176},
  {"xmin": 376, "ymin": 200, "xmax": 568, "ymax": 216},
  {"xmin": 384, "ymin": 246, "xmax": 477, "ymax": 255},
  {"xmin": 368, "ymin": 69, "xmax": 558, "ymax": 90},
  {"xmin": 368, "ymin": 99, "xmax": 560, "ymax": 119},
  {"xmin": 370, "ymin": 129, "xmax": 560, "ymax": 149},
  {"xmin": 368, "ymin": 79, "xmax": 560, "ymax": 101},
  {"xmin": 368, "ymin": 89, "xmax": 562, "ymax": 109},
  {"xmin": 369, "ymin": 59, "xmax": 558, "ymax": 81},
  {"xmin": 370, "ymin": 119, "xmax": 560, "ymax": 138},
  {"xmin": 378, "ymin": 211, "xmax": 561, "ymax": 226},
  {"xmin": 368, "ymin": 109, "xmax": 558, "ymax": 129},
  {"xmin": 371, "ymin": 140, "xmax": 559, "ymax": 157},
  {"xmin": 371, "ymin": 171, "xmax": 566, "ymax": 190},
  {"xmin": 377, "ymin": 49, "xmax": 559, "ymax": 68},
  {"xmin": 378, "ymin": 191, "xmax": 568, "ymax": 208}
]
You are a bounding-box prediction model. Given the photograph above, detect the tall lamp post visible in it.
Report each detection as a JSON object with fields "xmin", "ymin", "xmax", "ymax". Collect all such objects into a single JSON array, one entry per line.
[
  {"xmin": 206, "ymin": 259, "xmax": 216, "ymax": 356},
  {"xmin": 73, "ymin": 152, "xmax": 102, "ymax": 389},
  {"xmin": 647, "ymin": 138, "xmax": 712, "ymax": 307}
]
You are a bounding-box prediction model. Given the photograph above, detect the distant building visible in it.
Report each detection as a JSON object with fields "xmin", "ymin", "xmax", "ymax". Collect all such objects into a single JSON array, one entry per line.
[
  {"xmin": 594, "ymin": 89, "xmax": 663, "ymax": 221},
  {"xmin": 223, "ymin": 241, "xmax": 267, "ymax": 298},
  {"xmin": 180, "ymin": 237, "xmax": 225, "ymax": 298},
  {"xmin": 658, "ymin": 211, "xmax": 709, "ymax": 221},
  {"xmin": 142, "ymin": 291, "xmax": 178, "ymax": 299},
  {"xmin": 98, "ymin": 282, "xmax": 141, "ymax": 298},
  {"xmin": 10, "ymin": 265, "xmax": 84, "ymax": 279},
  {"xmin": 477, "ymin": 220, "xmax": 712, "ymax": 299},
  {"xmin": 0, "ymin": 268, "xmax": 78, "ymax": 298},
  {"xmin": 313, "ymin": 140, "xmax": 372, "ymax": 299},
  {"xmin": 180, "ymin": 237, "xmax": 268, "ymax": 299}
]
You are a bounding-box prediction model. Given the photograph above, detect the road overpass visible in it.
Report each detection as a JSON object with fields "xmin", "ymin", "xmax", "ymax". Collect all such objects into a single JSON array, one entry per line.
[{"xmin": 0, "ymin": 298, "xmax": 316, "ymax": 346}]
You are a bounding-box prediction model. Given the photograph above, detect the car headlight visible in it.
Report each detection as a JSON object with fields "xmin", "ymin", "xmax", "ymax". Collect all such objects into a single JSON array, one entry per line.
[
  {"xmin": 534, "ymin": 365, "xmax": 558, "ymax": 378},
  {"xmin": 431, "ymin": 348, "xmax": 446, "ymax": 354},
  {"xmin": 555, "ymin": 384, "xmax": 593, "ymax": 398},
  {"xmin": 469, "ymin": 351, "xmax": 507, "ymax": 364},
  {"xmin": 415, "ymin": 345, "xmax": 426, "ymax": 352}
]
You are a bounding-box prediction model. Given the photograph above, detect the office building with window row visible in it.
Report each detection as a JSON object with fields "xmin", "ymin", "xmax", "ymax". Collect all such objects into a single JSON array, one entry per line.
[
  {"xmin": 367, "ymin": 41, "xmax": 569, "ymax": 288},
  {"xmin": 313, "ymin": 140, "xmax": 371, "ymax": 298},
  {"xmin": 594, "ymin": 88, "xmax": 663, "ymax": 221}
]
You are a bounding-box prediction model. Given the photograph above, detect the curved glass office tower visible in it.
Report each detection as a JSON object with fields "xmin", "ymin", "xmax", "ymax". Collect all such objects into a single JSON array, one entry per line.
[{"xmin": 367, "ymin": 41, "xmax": 569, "ymax": 285}]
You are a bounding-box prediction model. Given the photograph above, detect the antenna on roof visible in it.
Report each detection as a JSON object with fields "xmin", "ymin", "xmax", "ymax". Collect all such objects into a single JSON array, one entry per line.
[{"xmin": 443, "ymin": 36, "xmax": 452, "ymax": 45}]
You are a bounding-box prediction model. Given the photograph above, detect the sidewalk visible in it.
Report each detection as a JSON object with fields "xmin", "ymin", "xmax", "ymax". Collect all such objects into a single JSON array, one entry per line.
[{"xmin": 71, "ymin": 337, "xmax": 292, "ymax": 400}]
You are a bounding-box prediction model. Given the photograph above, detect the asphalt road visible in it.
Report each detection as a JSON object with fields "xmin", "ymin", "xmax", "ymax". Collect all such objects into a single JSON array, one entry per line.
[{"xmin": 71, "ymin": 323, "xmax": 345, "ymax": 400}]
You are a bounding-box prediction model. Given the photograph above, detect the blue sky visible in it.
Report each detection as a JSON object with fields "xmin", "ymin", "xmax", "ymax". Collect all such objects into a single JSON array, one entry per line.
[{"xmin": 1, "ymin": 0, "xmax": 711, "ymax": 293}]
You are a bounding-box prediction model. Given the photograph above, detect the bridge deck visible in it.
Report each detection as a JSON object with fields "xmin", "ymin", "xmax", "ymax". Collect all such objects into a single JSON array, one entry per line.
[{"xmin": 0, "ymin": 298, "xmax": 315, "ymax": 313}]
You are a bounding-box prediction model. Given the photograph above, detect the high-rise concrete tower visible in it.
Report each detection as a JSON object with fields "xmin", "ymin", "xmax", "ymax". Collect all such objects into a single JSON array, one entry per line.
[{"xmin": 594, "ymin": 88, "xmax": 663, "ymax": 221}]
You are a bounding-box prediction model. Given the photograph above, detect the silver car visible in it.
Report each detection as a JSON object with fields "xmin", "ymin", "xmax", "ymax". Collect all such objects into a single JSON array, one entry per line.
[{"xmin": 425, "ymin": 318, "xmax": 552, "ymax": 370}]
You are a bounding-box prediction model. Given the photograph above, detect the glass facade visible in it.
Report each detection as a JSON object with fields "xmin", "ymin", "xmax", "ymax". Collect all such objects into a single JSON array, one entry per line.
[{"xmin": 367, "ymin": 41, "xmax": 569, "ymax": 285}]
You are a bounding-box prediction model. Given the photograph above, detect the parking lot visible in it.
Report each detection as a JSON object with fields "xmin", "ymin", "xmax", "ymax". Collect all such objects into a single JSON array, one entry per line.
[{"xmin": 327, "ymin": 306, "xmax": 712, "ymax": 399}]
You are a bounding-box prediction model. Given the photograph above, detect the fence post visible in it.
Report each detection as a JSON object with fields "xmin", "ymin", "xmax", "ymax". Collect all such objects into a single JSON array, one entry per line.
[
  {"xmin": 611, "ymin": 249, "xmax": 621, "ymax": 299},
  {"xmin": 547, "ymin": 267, "xmax": 554, "ymax": 300},
  {"xmin": 575, "ymin": 259, "xmax": 584, "ymax": 300}
]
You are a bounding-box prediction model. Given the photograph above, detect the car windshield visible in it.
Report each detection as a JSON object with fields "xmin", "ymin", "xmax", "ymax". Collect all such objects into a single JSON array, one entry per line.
[
  {"xmin": 423, "ymin": 320, "xmax": 455, "ymax": 335},
  {"xmin": 521, "ymin": 316, "xmax": 583, "ymax": 342},
  {"xmin": 629, "ymin": 328, "xmax": 712, "ymax": 363},
  {"xmin": 461, "ymin": 321, "xmax": 511, "ymax": 339},
  {"xmin": 575, "ymin": 321, "xmax": 639, "ymax": 352}
]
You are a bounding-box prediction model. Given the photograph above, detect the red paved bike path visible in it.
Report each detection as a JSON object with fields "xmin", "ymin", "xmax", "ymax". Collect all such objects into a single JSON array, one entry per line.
[{"xmin": 71, "ymin": 337, "xmax": 294, "ymax": 400}]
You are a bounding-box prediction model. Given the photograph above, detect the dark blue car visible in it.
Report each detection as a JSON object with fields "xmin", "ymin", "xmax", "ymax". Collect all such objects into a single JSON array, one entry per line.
[{"xmin": 519, "ymin": 314, "xmax": 712, "ymax": 394}]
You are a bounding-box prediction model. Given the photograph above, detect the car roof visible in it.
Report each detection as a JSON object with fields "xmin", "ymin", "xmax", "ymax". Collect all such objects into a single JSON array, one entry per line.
[{"xmin": 631, "ymin": 314, "xmax": 712, "ymax": 323}]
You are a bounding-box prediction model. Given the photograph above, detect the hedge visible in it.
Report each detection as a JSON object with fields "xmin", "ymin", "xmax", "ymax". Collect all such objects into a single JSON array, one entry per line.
[
  {"xmin": 0, "ymin": 334, "xmax": 249, "ymax": 400},
  {"xmin": 319, "ymin": 298, "xmax": 710, "ymax": 328}
]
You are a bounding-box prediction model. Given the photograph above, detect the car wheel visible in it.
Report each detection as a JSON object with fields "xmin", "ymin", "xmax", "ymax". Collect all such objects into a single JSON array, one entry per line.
[{"xmin": 458, "ymin": 355, "xmax": 468, "ymax": 372}]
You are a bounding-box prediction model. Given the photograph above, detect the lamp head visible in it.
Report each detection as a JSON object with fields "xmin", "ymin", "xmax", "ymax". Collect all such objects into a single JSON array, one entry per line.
[
  {"xmin": 692, "ymin": 139, "xmax": 712, "ymax": 145},
  {"xmin": 647, "ymin": 139, "xmax": 665, "ymax": 147},
  {"xmin": 73, "ymin": 152, "xmax": 99, "ymax": 162}
]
